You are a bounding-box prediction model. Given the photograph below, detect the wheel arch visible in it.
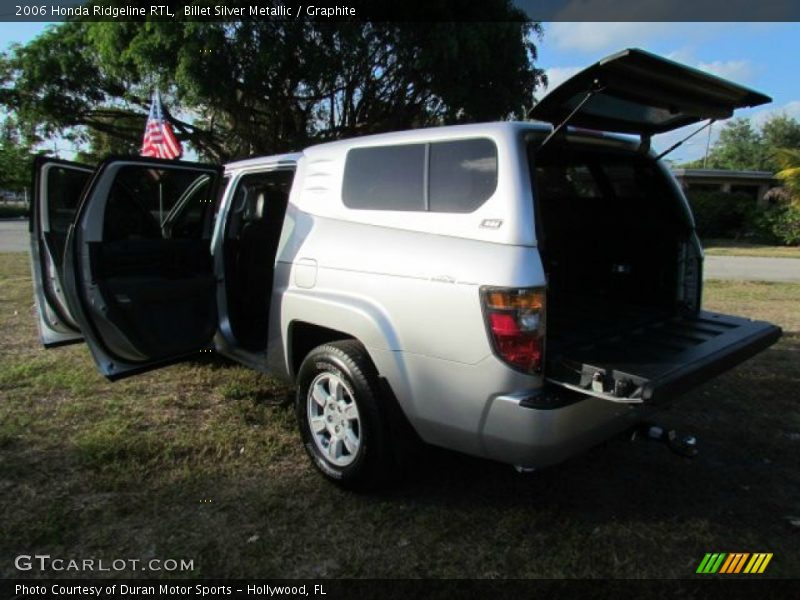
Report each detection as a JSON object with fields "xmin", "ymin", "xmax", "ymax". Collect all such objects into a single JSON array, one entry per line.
[
  {"xmin": 282, "ymin": 289, "xmax": 401, "ymax": 379},
  {"xmin": 288, "ymin": 321, "xmax": 355, "ymax": 380},
  {"xmin": 283, "ymin": 292, "xmax": 423, "ymax": 452}
]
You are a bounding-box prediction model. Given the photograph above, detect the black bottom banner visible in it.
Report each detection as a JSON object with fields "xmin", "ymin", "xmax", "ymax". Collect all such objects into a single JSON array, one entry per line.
[{"xmin": 3, "ymin": 579, "xmax": 799, "ymax": 600}]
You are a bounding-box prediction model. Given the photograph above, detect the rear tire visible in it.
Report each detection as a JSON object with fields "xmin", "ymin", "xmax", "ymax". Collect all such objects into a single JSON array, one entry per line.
[{"xmin": 295, "ymin": 340, "xmax": 395, "ymax": 490}]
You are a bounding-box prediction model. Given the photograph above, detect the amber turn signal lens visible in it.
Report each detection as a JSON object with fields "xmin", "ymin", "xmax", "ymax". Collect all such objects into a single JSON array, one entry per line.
[{"xmin": 485, "ymin": 289, "xmax": 544, "ymax": 310}]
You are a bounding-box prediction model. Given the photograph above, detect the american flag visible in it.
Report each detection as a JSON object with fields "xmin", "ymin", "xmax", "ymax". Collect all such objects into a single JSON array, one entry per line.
[{"xmin": 140, "ymin": 90, "xmax": 182, "ymax": 159}]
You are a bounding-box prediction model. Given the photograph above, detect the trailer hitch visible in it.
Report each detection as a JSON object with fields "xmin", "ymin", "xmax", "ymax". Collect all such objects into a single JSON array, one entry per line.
[{"xmin": 631, "ymin": 423, "xmax": 698, "ymax": 458}]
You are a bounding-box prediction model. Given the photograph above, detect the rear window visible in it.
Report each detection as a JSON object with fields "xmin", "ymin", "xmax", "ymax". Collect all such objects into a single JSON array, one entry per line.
[
  {"xmin": 531, "ymin": 147, "xmax": 684, "ymax": 231},
  {"xmin": 342, "ymin": 138, "xmax": 497, "ymax": 213},
  {"xmin": 534, "ymin": 164, "xmax": 600, "ymax": 199}
]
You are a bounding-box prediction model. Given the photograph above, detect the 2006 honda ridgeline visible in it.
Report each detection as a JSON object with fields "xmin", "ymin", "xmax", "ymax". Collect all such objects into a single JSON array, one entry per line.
[{"xmin": 30, "ymin": 49, "xmax": 782, "ymax": 488}]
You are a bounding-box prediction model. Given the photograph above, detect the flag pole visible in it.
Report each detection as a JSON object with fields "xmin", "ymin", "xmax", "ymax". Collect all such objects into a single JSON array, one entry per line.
[{"xmin": 156, "ymin": 89, "xmax": 164, "ymax": 227}]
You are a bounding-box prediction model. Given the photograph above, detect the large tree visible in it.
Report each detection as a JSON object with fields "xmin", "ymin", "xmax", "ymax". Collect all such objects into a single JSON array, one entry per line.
[
  {"xmin": 687, "ymin": 114, "xmax": 800, "ymax": 172},
  {"xmin": 0, "ymin": 4, "xmax": 545, "ymax": 161},
  {"xmin": 704, "ymin": 117, "xmax": 765, "ymax": 170},
  {"xmin": 0, "ymin": 118, "xmax": 36, "ymax": 194}
]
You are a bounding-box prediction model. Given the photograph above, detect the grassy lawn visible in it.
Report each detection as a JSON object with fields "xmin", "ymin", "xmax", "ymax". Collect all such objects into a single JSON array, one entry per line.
[
  {"xmin": 1, "ymin": 252, "xmax": 799, "ymax": 579},
  {"xmin": 702, "ymin": 238, "xmax": 800, "ymax": 259}
]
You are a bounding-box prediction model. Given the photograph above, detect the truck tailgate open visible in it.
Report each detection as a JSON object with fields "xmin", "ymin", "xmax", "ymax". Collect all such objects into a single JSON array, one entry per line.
[{"xmin": 546, "ymin": 310, "xmax": 782, "ymax": 404}]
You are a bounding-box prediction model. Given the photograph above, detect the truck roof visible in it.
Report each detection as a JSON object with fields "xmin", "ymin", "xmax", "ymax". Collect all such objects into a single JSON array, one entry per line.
[
  {"xmin": 225, "ymin": 152, "xmax": 303, "ymax": 171},
  {"xmin": 224, "ymin": 121, "xmax": 638, "ymax": 171}
]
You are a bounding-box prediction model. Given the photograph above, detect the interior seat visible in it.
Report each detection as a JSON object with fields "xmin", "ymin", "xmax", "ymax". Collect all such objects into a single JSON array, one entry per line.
[{"xmin": 236, "ymin": 190, "xmax": 273, "ymax": 349}]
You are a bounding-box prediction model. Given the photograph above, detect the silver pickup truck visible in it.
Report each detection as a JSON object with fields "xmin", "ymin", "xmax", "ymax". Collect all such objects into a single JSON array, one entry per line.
[{"xmin": 30, "ymin": 49, "xmax": 782, "ymax": 488}]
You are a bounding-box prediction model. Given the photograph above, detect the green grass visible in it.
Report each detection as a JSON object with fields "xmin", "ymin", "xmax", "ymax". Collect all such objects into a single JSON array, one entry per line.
[
  {"xmin": 702, "ymin": 238, "xmax": 800, "ymax": 259},
  {"xmin": 1, "ymin": 251, "xmax": 799, "ymax": 578}
]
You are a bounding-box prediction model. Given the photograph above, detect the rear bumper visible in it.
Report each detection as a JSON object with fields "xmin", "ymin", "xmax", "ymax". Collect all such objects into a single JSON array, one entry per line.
[
  {"xmin": 480, "ymin": 315, "xmax": 782, "ymax": 468},
  {"xmin": 480, "ymin": 390, "xmax": 647, "ymax": 468}
]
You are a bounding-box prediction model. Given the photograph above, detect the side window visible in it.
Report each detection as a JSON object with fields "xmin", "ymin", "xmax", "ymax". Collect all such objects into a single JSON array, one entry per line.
[
  {"xmin": 46, "ymin": 167, "xmax": 91, "ymax": 235},
  {"xmin": 341, "ymin": 138, "xmax": 497, "ymax": 213},
  {"xmin": 342, "ymin": 144, "xmax": 426, "ymax": 210},
  {"xmin": 103, "ymin": 167, "xmax": 216, "ymax": 242},
  {"xmin": 226, "ymin": 170, "xmax": 295, "ymax": 241},
  {"xmin": 44, "ymin": 166, "xmax": 92, "ymax": 266},
  {"xmin": 166, "ymin": 176, "xmax": 213, "ymax": 239},
  {"xmin": 429, "ymin": 139, "xmax": 497, "ymax": 213}
]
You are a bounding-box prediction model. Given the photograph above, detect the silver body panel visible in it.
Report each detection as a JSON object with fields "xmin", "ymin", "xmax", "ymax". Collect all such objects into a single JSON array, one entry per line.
[{"xmin": 211, "ymin": 122, "xmax": 656, "ymax": 467}]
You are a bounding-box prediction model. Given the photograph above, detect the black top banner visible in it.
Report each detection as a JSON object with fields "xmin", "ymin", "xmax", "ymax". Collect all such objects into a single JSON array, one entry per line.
[{"xmin": 1, "ymin": 0, "xmax": 800, "ymax": 22}]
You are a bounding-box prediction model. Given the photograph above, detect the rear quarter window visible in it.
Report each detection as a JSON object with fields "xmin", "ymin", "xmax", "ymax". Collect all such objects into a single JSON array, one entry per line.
[
  {"xmin": 341, "ymin": 138, "xmax": 498, "ymax": 213},
  {"xmin": 429, "ymin": 138, "xmax": 498, "ymax": 213},
  {"xmin": 342, "ymin": 144, "xmax": 426, "ymax": 211}
]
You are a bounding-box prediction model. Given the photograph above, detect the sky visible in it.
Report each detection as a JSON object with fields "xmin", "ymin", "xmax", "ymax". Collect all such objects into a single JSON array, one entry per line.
[
  {"xmin": 2, "ymin": 21, "xmax": 800, "ymax": 163},
  {"xmin": 537, "ymin": 22, "xmax": 800, "ymax": 164}
]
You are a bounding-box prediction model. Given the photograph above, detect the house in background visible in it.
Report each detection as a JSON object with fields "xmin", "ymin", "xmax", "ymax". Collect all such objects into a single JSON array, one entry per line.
[
  {"xmin": 671, "ymin": 168, "xmax": 780, "ymax": 206},
  {"xmin": 1, "ymin": 189, "xmax": 26, "ymax": 202}
]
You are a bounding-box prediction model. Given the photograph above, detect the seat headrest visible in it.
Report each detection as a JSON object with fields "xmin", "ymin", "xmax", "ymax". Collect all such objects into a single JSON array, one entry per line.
[
  {"xmin": 243, "ymin": 189, "xmax": 267, "ymax": 221},
  {"xmin": 255, "ymin": 193, "xmax": 266, "ymax": 220}
]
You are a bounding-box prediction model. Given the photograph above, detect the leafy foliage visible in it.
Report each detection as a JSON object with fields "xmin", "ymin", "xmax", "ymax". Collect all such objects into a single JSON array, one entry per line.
[
  {"xmin": 751, "ymin": 201, "xmax": 800, "ymax": 246},
  {"xmin": 774, "ymin": 147, "xmax": 800, "ymax": 197},
  {"xmin": 686, "ymin": 114, "xmax": 800, "ymax": 172},
  {"xmin": 688, "ymin": 187, "xmax": 800, "ymax": 246},
  {"xmin": 686, "ymin": 190, "xmax": 754, "ymax": 238},
  {"xmin": 706, "ymin": 118, "xmax": 765, "ymax": 170},
  {"xmin": 761, "ymin": 114, "xmax": 800, "ymax": 162},
  {"xmin": 0, "ymin": 119, "xmax": 37, "ymax": 193},
  {"xmin": 74, "ymin": 113, "xmax": 142, "ymax": 164},
  {"xmin": 0, "ymin": 4, "xmax": 545, "ymax": 161}
]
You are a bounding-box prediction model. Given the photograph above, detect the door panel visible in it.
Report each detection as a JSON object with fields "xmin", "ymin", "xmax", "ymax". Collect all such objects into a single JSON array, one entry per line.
[
  {"xmin": 29, "ymin": 157, "xmax": 93, "ymax": 346},
  {"xmin": 63, "ymin": 158, "xmax": 222, "ymax": 380}
]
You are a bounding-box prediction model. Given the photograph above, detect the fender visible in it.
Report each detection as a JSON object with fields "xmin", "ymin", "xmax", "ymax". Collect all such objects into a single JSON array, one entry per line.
[
  {"xmin": 280, "ymin": 288, "xmax": 422, "ymax": 422},
  {"xmin": 282, "ymin": 287, "xmax": 401, "ymax": 360}
]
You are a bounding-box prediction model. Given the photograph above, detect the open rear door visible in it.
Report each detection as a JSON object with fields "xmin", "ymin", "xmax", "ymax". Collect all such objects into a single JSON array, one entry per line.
[
  {"xmin": 63, "ymin": 157, "xmax": 222, "ymax": 380},
  {"xmin": 529, "ymin": 48, "xmax": 771, "ymax": 135},
  {"xmin": 29, "ymin": 157, "xmax": 93, "ymax": 346}
]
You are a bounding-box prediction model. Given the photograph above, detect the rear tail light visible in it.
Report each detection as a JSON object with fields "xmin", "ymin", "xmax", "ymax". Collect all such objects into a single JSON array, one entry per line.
[{"xmin": 481, "ymin": 287, "xmax": 545, "ymax": 373}]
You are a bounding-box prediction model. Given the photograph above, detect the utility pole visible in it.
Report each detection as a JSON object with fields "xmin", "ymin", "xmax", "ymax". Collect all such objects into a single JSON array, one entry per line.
[{"xmin": 703, "ymin": 122, "xmax": 713, "ymax": 169}]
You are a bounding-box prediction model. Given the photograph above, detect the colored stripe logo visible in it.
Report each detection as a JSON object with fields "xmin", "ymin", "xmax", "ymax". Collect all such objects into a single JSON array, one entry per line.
[{"xmin": 696, "ymin": 553, "xmax": 773, "ymax": 574}]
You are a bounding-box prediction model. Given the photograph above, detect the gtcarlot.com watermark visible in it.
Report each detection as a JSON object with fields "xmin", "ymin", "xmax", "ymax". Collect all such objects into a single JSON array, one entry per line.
[{"xmin": 15, "ymin": 554, "xmax": 194, "ymax": 573}]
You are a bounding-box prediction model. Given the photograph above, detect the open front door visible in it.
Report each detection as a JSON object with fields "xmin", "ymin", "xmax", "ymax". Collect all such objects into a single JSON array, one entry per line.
[
  {"xmin": 63, "ymin": 157, "xmax": 222, "ymax": 380},
  {"xmin": 29, "ymin": 157, "xmax": 93, "ymax": 346}
]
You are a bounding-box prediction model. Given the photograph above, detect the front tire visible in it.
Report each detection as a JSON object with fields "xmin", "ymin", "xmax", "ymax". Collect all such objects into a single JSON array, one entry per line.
[{"xmin": 295, "ymin": 340, "xmax": 394, "ymax": 489}]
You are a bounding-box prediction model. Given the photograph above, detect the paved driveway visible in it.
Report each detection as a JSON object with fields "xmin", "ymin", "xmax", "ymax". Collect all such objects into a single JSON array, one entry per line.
[
  {"xmin": 0, "ymin": 220, "xmax": 28, "ymax": 253},
  {"xmin": 3, "ymin": 220, "xmax": 800, "ymax": 281},
  {"xmin": 704, "ymin": 255, "xmax": 800, "ymax": 282}
]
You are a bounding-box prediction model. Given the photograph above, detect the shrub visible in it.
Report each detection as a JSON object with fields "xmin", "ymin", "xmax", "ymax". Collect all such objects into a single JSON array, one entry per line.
[
  {"xmin": 0, "ymin": 203, "xmax": 28, "ymax": 219},
  {"xmin": 686, "ymin": 190, "xmax": 753, "ymax": 238},
  {"xmin": 753, "ymin": 201, "xmax": 800, "ymax": 246}
]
